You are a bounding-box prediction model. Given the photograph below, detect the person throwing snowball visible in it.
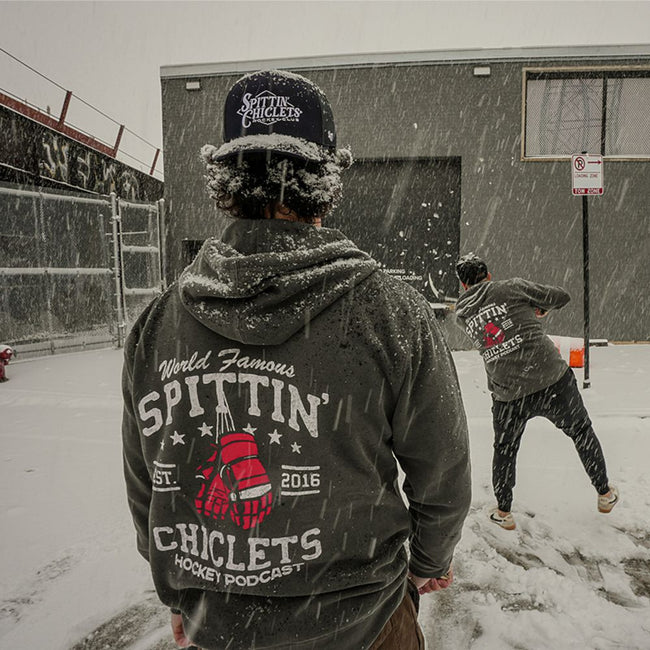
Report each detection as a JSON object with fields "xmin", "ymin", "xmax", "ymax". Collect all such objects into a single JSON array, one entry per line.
[{"xmin": 454, "ymin": 253, "xmax": 618, "ymax": 531}]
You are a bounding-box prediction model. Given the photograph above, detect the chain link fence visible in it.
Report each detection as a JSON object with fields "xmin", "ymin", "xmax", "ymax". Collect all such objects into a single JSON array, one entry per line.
[{"xmin": 0, "ymin": 182, "xmax": 164, "ymax": 358}]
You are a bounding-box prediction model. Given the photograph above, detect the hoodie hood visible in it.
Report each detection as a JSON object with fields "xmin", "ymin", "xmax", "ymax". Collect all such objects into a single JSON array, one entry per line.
[
  {"xmin": 178, "ymin": 218, "xmax": 379, "ymax": 345},
  {"xmin": 455, "ymin": 281, "xmax": 491, "ymax": 319}
]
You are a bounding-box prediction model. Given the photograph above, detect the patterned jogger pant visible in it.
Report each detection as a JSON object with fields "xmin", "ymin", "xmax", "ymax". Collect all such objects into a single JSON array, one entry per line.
[{"xmin": 491, "ymin": 368, "xmax": 610, "ymax": 512}]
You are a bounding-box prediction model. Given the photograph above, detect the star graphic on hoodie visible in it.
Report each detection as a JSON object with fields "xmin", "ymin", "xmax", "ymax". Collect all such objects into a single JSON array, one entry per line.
[
  {"xmin": 291, "ymin": 442, "xmax": 302, "ymax": 454},
  {"xmin": 170, "ymin": 431, "xmax": 186, "ymax": 446},
  {"xmin": 268, "ymin": 429, "xmax": 282, "ymax": 444},
  {"xmin": 243, "ymin": 424, "xmax": 257, "ymax": 435},
  {"xmin": 198, "ymin": 422, "xmax": 213, "ymax": 437}
]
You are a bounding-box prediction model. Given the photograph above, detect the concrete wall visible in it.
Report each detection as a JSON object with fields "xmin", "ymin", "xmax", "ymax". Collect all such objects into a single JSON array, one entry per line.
[
  {"xmin": 161, "ymin": 51, "xmax": 650, "ymax": 342},
  {"xmin": 0, "ymin": 107, "xmax": 163, "ymax": 201}
]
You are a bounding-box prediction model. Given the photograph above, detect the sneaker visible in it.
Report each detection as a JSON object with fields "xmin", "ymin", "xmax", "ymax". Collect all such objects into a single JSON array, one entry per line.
[
  {"xmin": 489, "ymin": 508, "xmax": 516, "ymax": 530},
  {"xmin": 598, "ymin": 486, "xmax": 619, "ymax": 513}
]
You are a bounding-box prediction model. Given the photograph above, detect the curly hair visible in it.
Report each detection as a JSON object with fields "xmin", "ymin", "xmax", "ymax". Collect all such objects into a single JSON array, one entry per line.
[{"xmin": 200, "ymin": 146, "xmax": 353, "ymax": 221}]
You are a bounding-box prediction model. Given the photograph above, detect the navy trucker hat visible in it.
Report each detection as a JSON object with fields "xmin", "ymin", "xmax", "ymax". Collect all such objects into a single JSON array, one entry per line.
[{"xmin": 211, "ymin": 70, "xmax": 337, "ymax": 162}]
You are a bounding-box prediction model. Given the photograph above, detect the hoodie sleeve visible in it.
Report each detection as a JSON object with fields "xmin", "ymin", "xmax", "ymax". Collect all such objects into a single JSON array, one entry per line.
[
  {"xmin": 121, "ymin": 309, "xmax": 154, "ymax": 562},
  {"xmin": 391, "ymin": 303, "xmax": 472, "ymax": 578},
  {"xmin": 512, "ymin": 278, "xmax": 570, "ymax": 311}
]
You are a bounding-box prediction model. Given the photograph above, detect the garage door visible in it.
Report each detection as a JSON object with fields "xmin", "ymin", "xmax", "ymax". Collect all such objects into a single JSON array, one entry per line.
[{"xmin": 329, "ymin": 157, "xmax": 461, "ymax": 303}]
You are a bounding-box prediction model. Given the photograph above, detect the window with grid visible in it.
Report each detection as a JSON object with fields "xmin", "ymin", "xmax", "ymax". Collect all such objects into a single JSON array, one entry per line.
[{"xmin": 523, "ymin": 68, "xmax": 650, "ymax": 159}]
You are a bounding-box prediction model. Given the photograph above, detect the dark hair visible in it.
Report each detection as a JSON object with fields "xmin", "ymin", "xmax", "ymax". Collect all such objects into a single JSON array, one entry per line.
[
  {"xmin": 456, "ymin": 254, "xmax": 489, "ymax": 286},
  {"xmin": 201, "ymin": 147, "xmax": 352, "ymax": 221}
]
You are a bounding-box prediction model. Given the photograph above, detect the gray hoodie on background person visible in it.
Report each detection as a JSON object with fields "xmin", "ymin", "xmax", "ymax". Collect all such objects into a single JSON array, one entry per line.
[
  {"xmin": 122, "ymin": 218, "xmax": 472, "ymax": 649},
  {"xmin": 455, "ymin": 278, "xmax": 571, "ymax": 401}
]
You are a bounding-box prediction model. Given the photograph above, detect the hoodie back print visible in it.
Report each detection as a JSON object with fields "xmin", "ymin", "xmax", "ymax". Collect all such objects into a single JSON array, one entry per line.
[
  {"xmin": 122, "ymin": 219, "xmax": 471, "ymax": 649},
  {"xmin": 455, "ymin": 277, "xmax": 571, "ymax": 401}
]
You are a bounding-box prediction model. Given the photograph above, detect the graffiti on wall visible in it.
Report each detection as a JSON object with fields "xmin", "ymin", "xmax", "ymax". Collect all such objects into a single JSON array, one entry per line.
[
  {"xmin": 40, "ymin": 131, "xmax": 142, "ymax": 200},
  {"xmin": 0, "ymin": 106, "xmax": 163, "ymax": 201},
  {"xmin": 41, "ymin": 132, "xmax": 70, "ymax": 184}
]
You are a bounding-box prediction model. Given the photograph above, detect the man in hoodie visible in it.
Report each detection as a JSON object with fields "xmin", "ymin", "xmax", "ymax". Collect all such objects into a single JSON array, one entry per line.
[
  {"xmin": 454, "ymin": 253, "xmax": 618, "ymax": 531},
  {"xmin": 122, "ymin": 70, "xmax": 471, "ymax": 650}
]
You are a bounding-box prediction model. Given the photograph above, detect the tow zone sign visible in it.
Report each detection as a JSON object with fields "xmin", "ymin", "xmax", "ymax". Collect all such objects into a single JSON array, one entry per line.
[{"xmin": 572, "ymin": 154, "xmax": 604, "ymax": 195}]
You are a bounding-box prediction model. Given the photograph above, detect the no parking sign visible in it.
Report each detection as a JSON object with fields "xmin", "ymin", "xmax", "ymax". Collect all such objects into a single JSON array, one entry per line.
[
  {"xmin": 572, "ymin": 154, "xmax": 604, "ymax": 195},
  {"xmin": 571, "ymin": 153, "xmax": 604, "ymax": 389}
]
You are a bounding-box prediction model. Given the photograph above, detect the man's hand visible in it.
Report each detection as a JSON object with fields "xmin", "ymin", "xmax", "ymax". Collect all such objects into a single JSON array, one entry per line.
[
  {"xmin": 171, "ymin": 611, "xmax": 192, "ymax": 648},
  {"xmin": 408, "ymin": 567, "xmax": 454, "ymax": 594},
  {"xmin": 534, "ymin": 307, "xmax": 548, "ymax": 318}
]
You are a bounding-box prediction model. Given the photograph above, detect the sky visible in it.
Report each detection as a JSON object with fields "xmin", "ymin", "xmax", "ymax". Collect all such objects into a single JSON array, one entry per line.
[{"xmin": 1, "ymin": 0, "xmax": 650, "ymax": 175}]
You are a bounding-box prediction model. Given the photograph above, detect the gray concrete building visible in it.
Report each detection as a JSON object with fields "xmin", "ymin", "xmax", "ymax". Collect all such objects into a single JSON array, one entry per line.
[{"xmin": 160, "ymin": 45, "xmax": 650, "ymax": 344}]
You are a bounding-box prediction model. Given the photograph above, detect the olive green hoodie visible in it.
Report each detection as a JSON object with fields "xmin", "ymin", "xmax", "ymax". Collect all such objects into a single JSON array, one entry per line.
[
  {"xmin": 122, "ymin": 218, "xmax": 471, "ymax": 649},
  {"xmin": 455, "ymin": 278, "xmax": 571, "ymax": 401}
]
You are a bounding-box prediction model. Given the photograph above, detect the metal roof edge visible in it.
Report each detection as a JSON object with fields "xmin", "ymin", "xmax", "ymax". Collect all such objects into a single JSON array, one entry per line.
[{"xmin": 160, "ymin": 44, "xmax": 650, "ymax": 78}]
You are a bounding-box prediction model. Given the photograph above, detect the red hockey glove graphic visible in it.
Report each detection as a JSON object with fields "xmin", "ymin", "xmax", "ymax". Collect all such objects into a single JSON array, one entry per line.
[
  {"xmin": 219, "ymin": 432, "xmax": 273, "ymax": 530},
  {"xmin": 195, "ymin": 445, "xmax": 230, "ymax": 520},
  {"xmin": 483, "ymin": 321, "xmax": 505, "ymax": 348}
]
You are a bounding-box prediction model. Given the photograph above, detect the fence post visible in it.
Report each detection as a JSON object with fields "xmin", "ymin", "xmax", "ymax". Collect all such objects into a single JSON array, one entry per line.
[
  {"xmin": 157, "ymin": 198, "xmax": 167, "ymax": 291},
  {"xmin": 58, "ymin": 90, "xmax": 72, "ymax": 127},
  {"xmin": 38, "ymin": 191, "xmax": 56, "ymax": 354},
  {"xmin": 111, "ymin": 192, "xmax": 126, "ymax": 347},
  {"xmin": 150, "ymin": 148, "xmax": 161, "ymax": 176},
  {"xmin": 112, "ymin": 124, "xmax": 125, "ymax": 158}
]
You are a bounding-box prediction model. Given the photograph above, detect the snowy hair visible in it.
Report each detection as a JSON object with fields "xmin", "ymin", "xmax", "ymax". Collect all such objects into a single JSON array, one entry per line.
[
  {"xmin": 200, "ymin": 145, "xmax": 353, "ymax": 221},
  {"xmin": 456, "ymin": 253, "xmax": 489, "ymax": 286}
]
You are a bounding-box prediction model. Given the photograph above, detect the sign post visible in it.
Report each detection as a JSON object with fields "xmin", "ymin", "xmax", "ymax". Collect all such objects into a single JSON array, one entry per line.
[{"xmin": 571, "ymin": 154, "xmax": 604, "ymax": 389}]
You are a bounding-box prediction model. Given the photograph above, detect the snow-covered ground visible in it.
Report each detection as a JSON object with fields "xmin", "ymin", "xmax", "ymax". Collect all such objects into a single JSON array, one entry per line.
[{"xmin": 1, "ymin": 344, "xmax": 648, "ymax": 650}]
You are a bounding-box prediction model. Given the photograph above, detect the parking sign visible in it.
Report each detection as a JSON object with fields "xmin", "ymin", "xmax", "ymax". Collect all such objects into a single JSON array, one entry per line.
[{"xmin": 572, "ymin": 154, "xmax": 604, "ymax": 195}]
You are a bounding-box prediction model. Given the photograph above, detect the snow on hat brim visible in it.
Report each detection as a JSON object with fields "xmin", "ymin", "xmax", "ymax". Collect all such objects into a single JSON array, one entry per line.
[{"xmin": 210, "ymin": 133, "xmax": 331, "ymax": 163}]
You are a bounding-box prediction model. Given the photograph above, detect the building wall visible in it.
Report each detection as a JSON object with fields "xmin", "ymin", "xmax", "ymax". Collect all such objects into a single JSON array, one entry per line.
[
  {"xmin": 0, "ymin": 107, "xmax": 163, "ymax": 201},
  {"xmin": 160, "ymin": 51, "xmax": 650, "ymax": 342}
]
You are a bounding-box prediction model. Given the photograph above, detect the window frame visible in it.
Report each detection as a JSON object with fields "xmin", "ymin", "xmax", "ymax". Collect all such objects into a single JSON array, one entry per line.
[{"xmin": 521, "ymin": 65, "xmax": 650, "ymax": 162}]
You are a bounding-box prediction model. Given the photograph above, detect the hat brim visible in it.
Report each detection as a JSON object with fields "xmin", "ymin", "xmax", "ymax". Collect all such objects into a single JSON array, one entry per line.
[{"xmin": 211, "ymin": 134, "xmax": 332, "ymax": 163}]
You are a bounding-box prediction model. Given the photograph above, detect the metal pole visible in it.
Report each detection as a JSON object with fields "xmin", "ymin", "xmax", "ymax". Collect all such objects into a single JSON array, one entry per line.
[
  {"xmin": 157, "ymin": 198, "xmax": 167, "ymax": 290},
  {"xmin": 58, "ymin": 90, "xmax": 72, "ymax": 127},
  {"xmin": 582, "ymin": 194, "xmax": 590, "ymax": 389},
  {"xmin": 37, "ymin": 191, "xmax": 55, "ymax": 354},
  {"xmin": 112, "ymin": 124, "xmax": 125, "ymax": 157},
  {"xmin": 150, "ymin": 148, "xmax": 161, "ymax": 176},
  {"xmin": 600, "ymin": 76, "xmax": 608, "ymax": 156},
  {"xmin": 110, "ymin": 192, "xmax": 126, "ymax": 347},
  {"xmin": 0, "ymin": 185, "xmax": 109, "ymax": 205}
]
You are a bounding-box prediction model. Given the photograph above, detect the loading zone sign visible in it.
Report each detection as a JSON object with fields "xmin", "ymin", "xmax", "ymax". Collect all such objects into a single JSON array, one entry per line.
[{"xmin": 572, "ymin": 154, "xmax": 604, "ymax": 195}]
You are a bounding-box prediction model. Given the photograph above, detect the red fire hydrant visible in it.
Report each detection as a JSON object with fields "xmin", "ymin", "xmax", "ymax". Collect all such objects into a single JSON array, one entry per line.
[{"xmin": 0, "ymin": 344, "xmax": 14, "ymax": 382}]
